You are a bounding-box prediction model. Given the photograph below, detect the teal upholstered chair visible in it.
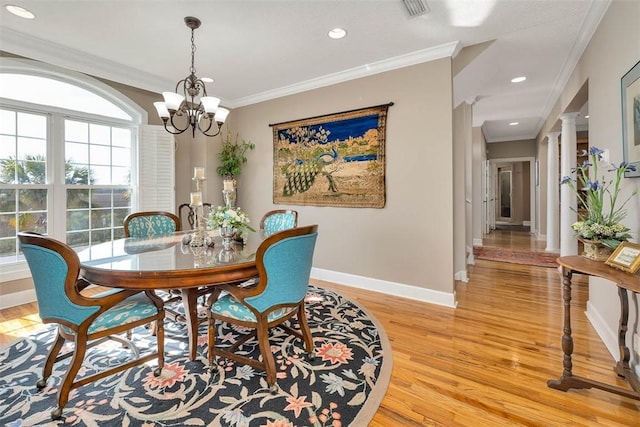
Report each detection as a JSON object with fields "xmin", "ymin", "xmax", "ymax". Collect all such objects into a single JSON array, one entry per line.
[
  {"xmin": 207, "ymin": 224, "xmax": 318, "ymax": 392},
  {"xmin": 259, "ymin": 209, "xmax": 298, "ymax": 236},
  {"xmin": 123, "ymin": 211, "xmax": 181, "ymax": 237},
  {"xmin": 17, "ymin": 232, "xmax": 164, "ymax": 421},
  {"xmin": 123, "ymin": 211, "xmax": 187, "ymax": 329}
]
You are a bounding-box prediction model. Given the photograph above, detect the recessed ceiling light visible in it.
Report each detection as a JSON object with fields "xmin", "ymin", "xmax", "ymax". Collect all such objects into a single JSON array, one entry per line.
[
  {"xmin": 201, "ymin": 77, "xmax": 214, "ymax": 83},
  {"xmin": 328, "ymin": 28, "xmax": 347, "ymax": 40},
  {"xmin": 511, "ymin": 76, "xmax": 527, "ymax": 83},
  {"xmin": 5, "ymin": 4, "xmax": 35, "ymax": 19},
  {"xmin": 509, "ymin": 122, "xmax": 519, "ymax": 126}
]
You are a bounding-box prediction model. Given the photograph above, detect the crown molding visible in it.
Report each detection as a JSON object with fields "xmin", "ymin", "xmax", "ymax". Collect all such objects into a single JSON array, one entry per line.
[
  {"xmin": 533, "ymin": 0, "xmax": 611, "ymax": 139},
  {"xmin": 230, "ymin": 41, "xmax": 462, "ymax": 108},
  {"xmin": 0, "ymin": 27, "xmax": 172, "ymax": 95}
]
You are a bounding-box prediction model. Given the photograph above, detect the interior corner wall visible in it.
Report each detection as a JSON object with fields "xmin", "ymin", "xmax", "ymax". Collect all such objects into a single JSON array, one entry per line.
[
  {"xmin": 232, "ymin": 59, "xmax": 455, "ymax": 294},
  {"xmin": 545, "ymin": 0, "xmax": 640, "ymax": 363}
]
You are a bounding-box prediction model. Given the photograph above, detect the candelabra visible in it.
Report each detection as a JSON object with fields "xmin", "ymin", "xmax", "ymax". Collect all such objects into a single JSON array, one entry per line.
[{"xmin": 222, "ymin": 178, "xmax": 237, "ymax": 207}]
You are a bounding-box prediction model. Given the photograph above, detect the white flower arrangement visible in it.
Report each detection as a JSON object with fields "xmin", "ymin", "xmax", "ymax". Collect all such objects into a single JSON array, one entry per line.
[{"xmin": 207, "ymin": 205, "xmax": 255, "ymax": 233}]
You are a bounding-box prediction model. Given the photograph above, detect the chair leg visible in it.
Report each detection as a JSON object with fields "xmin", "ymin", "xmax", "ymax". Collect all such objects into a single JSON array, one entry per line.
[
  {"xmin": 297, "ymin": 302, "xmax": 314, "ymax": 355},
  {"xmin": 52, "ymin": 336, "xmax": 88, "ymax": 420},
  {"xmin": 154, "ymin": 315, "xmax": 165, "ymax": 376},
  {"xmin": 207, "ymin": 316, "xmax": 216, "ymax": 367},
  {"xmin": 256, "ymin": 321, "xmax": 278, "ymax": 393},
  {"xmin": 37, "ymin": 330, "xmax": 65, "ymax": 389}
]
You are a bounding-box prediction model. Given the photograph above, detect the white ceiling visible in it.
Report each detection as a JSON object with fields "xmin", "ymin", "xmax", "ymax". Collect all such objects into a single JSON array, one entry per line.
[{"xmin": 0, "ymin": 0, "xmax": 606, "ymax": 142}]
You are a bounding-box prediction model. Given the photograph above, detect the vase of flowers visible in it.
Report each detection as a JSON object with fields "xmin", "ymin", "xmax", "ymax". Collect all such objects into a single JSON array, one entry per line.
[
  {"xmin": 207, "ymin": 205, "xmax": 255, "ymax": 250},
  {"xmin": 561, "ymin": 146, "xmax": 637, "ymax": 260}
]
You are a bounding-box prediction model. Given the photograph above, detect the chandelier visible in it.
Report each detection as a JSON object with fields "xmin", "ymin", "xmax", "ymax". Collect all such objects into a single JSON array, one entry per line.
[{"xmin": 154, "ymin": 16, "xmax": 229, "ymax": 137}]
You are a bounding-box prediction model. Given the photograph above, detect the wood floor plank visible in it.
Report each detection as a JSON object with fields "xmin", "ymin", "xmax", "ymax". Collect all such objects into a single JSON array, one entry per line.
[{"xmin": 1, "ymin": 236, "xmax": 638, "ymax": 425}]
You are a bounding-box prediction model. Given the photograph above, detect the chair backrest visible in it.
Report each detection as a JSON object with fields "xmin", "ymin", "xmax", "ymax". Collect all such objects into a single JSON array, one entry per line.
[
  {"xmin": 246, "ymin": 225, "xmax": 318, "ymax": 313},
  {"xmin": 259, "ymin": 210, "xmax": 298, "ymax": 236},
  {"xmin": 17, "ymin": 232, "xmax": 100, "ymax": 325},
  {"xmin": 123, "ymin": 211, "xmax": 181, "ymax": 237},
  {"xmin": 178, "ymin": 203, "xmax": 212, "ymax": 230}
]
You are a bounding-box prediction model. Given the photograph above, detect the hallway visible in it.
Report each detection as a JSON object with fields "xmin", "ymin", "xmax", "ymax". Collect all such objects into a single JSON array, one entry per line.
[{"xmin": 474, "ymin": 226, "xmax": 558, "ymax": 268}]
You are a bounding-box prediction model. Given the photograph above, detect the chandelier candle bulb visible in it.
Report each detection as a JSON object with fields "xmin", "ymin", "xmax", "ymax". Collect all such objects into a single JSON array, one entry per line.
[
  {"xmin": 194, "ymin": 167, "xmax": 205, "ymax": 179},
  {"xmin": 190, "ymin": 192, "xmax": 202, "ymax": 206}
]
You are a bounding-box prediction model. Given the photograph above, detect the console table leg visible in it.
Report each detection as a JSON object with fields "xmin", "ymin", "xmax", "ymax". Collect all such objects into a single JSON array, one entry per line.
[
  {"xmin": 548, "ymin": 266, "xmax": 575, "ymax": 391},
  {"xmin": 614, "ymin": 287, "xmax": 631, "ymax": 379}
]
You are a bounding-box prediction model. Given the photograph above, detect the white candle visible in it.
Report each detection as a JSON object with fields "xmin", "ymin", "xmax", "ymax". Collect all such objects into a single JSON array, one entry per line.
[
  {"xmin": 223, "ymin": 180, "xmax": 234, "ymax": 191},
  {"xmin": 190, "ymin": 191, "xmax": 202, "ymax": 206},
  {"xmin": 194, "ymin": 167, "xmax": 205, "ymax": 179}
]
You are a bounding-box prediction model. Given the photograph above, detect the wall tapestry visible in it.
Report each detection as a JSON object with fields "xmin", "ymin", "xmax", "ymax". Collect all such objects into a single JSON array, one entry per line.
[{"xmin": 270, "ymin": 103, "xmax": 392, "ymax": 208}]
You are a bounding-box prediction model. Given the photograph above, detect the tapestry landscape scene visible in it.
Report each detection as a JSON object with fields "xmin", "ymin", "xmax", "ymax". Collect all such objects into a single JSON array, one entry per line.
[{"xmin": 272, "ymin": 104, "xmax": 390, "ymax": 208}]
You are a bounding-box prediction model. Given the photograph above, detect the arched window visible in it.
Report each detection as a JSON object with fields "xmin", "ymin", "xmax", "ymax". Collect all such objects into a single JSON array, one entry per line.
[{"xmin": 0, "ymin": 59, "xmax": 145, "ymax": 269}]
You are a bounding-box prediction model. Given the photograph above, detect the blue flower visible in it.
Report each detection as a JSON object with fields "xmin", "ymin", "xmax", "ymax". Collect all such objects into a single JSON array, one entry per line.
[
  {"xmin": 589, "ymin": 146, "xmax": 604, "ymax": 159},
  {"xmin": 560, "ymin": 176, "xmax": 572, "ymax": 185}
]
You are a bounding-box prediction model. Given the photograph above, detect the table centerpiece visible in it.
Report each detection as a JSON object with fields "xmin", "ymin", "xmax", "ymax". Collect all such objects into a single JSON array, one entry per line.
[{"xmin": 207, "ymin": 205, "xmax": 255, "ymax": 250}]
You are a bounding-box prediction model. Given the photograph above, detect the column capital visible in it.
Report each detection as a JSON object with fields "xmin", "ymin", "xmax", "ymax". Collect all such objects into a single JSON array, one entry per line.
[
  {"xmin": 560, "ymin": 112, "xmax": 580, "ymax": 123},
  {"xmin": 547, "ymin": 131, "xmax": 561, "ymax": 142}
]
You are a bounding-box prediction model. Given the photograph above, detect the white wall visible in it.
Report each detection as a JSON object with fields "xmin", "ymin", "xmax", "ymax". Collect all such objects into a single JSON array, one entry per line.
[
  {"xmin": 540, "ymin": 0, "xmax": 640, "ymax": 367},
  {"xmin": 232, "ymin": 59, "xmax": 457, "ymax": 305}
]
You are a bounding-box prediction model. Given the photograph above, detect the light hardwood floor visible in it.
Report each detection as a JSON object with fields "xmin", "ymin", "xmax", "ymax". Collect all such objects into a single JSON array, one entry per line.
[{"xmin": 1, "ymin": 233, "xmax": 638, "ymax": 425}]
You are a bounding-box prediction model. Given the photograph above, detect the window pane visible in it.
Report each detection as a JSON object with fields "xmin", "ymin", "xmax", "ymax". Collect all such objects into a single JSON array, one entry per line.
[
  {"xmin": 0, "ymin": 213, "xmax": 15, "ymax": 238},
  {"xmin": 90, "ymin": 124, "xmax": 110, "ymax": 145},
  {"xmin": 0, "ymin": 74, "xmax": 132, "ymax": 120},
  {"xmin": 91, "ymin": 229, "xmax": 112, "ymax": 244},
  {"xmin": 18, "ymin": 212, "xmax": 47, "ymax": 233},
  {"xmin": 0, "ymin": 237, "xmax": 16, "ymax": 260},
  {"xmin": 90, "ymin": 144, "xmax": 111, "ymax": 166},
  {"xmin": 90, "ymin": 165, "xmax": 111, "ymax": 185},
  {"xmin": 112, "ymin": 128, "xmax": 131, "ymax": 148},
  {"xmin": 114, "ymin": 189, "xmax": 131, "ymax": 207},
  {"xmin": 91, "ymin": 188, "xmax": 111, "ymax": 208},
  {"xmin": 66, "ymin": 142, "xmax": 89, "ymax": 164},
  {"xmin": 66, "ymin": 120, "xmax": 88, "ymax": 143},
  {"xmin": 19, "ymin": 188, "xmax": 47, "ymax": 211},
  {"xmin": 67, "ymin": 188, "xmax": 90, "ymax": 209},
  {"xmin": 112, "ymin": 147, "xmax": 130, "ymax": 167},
  {"xmin": 0, "ymin": 158, "xmax": 17, "ymax": 184},
  {"xmin": 0, "ymin": 109, "xmax": 16, "ymax": 134},
  {"xmin": 67, "ymin": 231, "xmax": 89, "ymax": 248},
  {"xmin": 113, "ymin": 208, "xmax": 129, "ymax": 228},
  {"xmin": 17, "ymin": 137, "xmax": 46, "ymax": 160},
  {"xmin": 112, "ymin": 166, "xmax": 130, "ymax": 185},
  {"xmin": 67, "ymin": 209, "xmax": 90, "ymax": 231},
  {"xmin": 91, "ymin": 208, "xmax": 112, "ymax": 229},
  {"xmin": 65, "ymin": 163, "xmax": 90, "ymax": 185},
  {"xmin": 17, "ymin": 160, "xmax": 46, "ymax": 184},
  {"xmin": 17, "ymin": 112, "xmax": 46, "ymax": 139},
  {"xmin": 0, "ymin": 135, "xmax": 17, "ymax": 160},
  {"xmin": 0, "ymin": 189, "xmax": 16, "ymax": 212}
]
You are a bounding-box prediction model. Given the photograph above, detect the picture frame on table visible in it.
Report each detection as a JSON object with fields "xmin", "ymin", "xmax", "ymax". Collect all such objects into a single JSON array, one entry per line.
[
  {"xmin": 621, "ymin": 60, "xmax": 640, "ymax": 178},
  {"xmin": 605, "ymin": 241, "xmax": 640, "ymax": 274}
]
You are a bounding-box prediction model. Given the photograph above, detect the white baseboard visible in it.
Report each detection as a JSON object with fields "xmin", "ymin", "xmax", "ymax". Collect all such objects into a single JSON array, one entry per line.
[
  {"xmin": 311, "ymin": 267, "xmax": 457, "ymax": 308},
  {"xmin": 455, "ymin": 270, "xmax": 468, "ymax": 282},
  {"xmin": 585, "ymin": 300, "xmax": 635, "ymax": 368},
  {"xmin": 0, "ymin": 289, "xmax": 36, "ymax": 310},
  {"xmin": 473, "ymin": 238, "xmax": 483, "ymax": 247},
  {"xmin": 523, "ymin": 221, "xmax": 531, "ymax": 226}
]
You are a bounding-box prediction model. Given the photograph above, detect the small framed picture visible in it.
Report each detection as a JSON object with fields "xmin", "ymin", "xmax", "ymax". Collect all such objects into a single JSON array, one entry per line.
[{"xmin": 605, "ymin": 242, "xmax": 640, "ymax": 274}]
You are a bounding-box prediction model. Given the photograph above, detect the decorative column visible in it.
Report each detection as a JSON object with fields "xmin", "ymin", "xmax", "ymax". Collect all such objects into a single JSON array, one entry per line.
[
  {"xmin": 545, "ymin": 132, "xmax": 560, "ymax": 252},
  {"xmin": 559, "ymin": 113, "xmax": 579, "ymax": 256}
]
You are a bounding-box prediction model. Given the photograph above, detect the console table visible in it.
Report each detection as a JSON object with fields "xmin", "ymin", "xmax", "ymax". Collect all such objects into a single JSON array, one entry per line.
[{"xmin": 548, "ymin": 256, "xmax": 640, "ymax": 400}]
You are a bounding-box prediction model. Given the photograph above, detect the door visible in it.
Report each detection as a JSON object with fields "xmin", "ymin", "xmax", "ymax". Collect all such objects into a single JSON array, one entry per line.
[{"xmin": 497, "ymin": 167, "xmax": 512, "ymax": 222}]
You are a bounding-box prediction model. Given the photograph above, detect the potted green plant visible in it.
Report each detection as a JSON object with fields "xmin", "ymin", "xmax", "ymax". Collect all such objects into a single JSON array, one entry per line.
[
  {"xmin": 561, "ymin": 146, "xmax": 637, "ymax": 260},
  {"xmin": 216, "ymin": 131, "xmax": 255, "ymax": 180}
]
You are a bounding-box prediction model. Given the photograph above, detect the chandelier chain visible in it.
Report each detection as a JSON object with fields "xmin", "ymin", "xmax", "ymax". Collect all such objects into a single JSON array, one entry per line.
[{"xmin": 190, "ymin": 27, "xmax": 197, "ymax": 76}]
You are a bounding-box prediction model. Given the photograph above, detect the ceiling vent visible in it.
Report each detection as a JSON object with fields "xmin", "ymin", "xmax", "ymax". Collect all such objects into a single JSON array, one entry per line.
[{"xmin": 402, "ymin": 0, "xmax": 430, "ymax": 17}]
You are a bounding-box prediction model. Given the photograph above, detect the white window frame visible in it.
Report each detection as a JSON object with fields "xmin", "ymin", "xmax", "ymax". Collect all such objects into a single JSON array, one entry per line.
[{"xmin": 0, "ymin": 58, "xmax": 152, "ymax": 282}]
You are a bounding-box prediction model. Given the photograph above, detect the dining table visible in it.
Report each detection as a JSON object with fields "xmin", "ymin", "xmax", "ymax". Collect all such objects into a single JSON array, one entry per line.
[{"xmin": 77, "ymin": 231, "xmax": 263, "ymax": 361}]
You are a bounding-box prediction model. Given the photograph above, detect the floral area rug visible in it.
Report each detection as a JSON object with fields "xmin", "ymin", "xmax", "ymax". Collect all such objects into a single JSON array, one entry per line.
[{"xmin": 0, "ymin": 285, "xmax": 391, "ymax": 426}]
